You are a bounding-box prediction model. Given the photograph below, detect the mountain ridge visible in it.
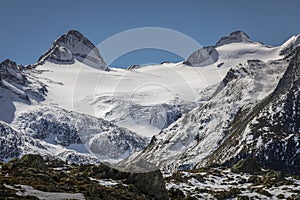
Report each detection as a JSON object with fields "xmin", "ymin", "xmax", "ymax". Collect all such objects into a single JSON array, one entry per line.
[{"xmin": 125, "ymin": 49, "xmax": 299, "ymax": 174}]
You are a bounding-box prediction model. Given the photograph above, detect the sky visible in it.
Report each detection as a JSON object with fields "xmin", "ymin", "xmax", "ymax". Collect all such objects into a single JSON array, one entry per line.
[{"xmin": 1, "ymin": 0, "xmax": 300, "ymax": 67}]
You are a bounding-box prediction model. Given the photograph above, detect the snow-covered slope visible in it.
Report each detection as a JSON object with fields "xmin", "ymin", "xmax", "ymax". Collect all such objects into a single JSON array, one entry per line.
[
  {"xmin": 0, "ymin": 59, "xmax": 47, "ymax": 123},
  {"xmin": 0, "ymin": 120, "xmax": 99, "ymax": 164},
  {"xmin": 31, "ymin": 31, "xmax": 284, "ymax": 138},
  {"xmin": 201, "ymin": 47, "xmax": 300, "ymax": 174},
  {"xmin": 89, "ymin": 31, "xmax": 283, "ymax": 136},
  {"xmin": 185, "ymin": 31, "xmax": 281, "ymax": 67},
  {"xmin": 12, "ymin": 105, "xmax": 148, "ymax": 162},
  {"xmin": 32, "ymin": 61, "xmax": 219, "ymax": 136},
  {"xmin": 123, "ymin": 57, "xmax": 288, "ymax": 172},
  {"xmin": 0, "ymin": 103, "xmax": 148, "ymax": 163}
]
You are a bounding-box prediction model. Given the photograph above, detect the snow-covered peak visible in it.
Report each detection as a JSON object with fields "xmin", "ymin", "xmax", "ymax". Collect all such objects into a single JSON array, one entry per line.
[
  {"xmin": 184, "ymin": 31, "xmax": 281, "ymax": 68},
  {"xmin": 215, "ymin": 31, "xmax": 251, "ymax": 47},
  {"xmin": 38, "ymin": 30, "xmax": 107, "ymax": 70}
]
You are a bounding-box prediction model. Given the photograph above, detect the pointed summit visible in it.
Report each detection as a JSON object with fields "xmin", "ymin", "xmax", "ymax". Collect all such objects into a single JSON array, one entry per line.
[
  {"xmin": 38, "ymin": 30, "xmax": 107, "ymax": 70},
  {"xmin": 215, "ymin": 31, "xmax": 251, "ymax": 47}
]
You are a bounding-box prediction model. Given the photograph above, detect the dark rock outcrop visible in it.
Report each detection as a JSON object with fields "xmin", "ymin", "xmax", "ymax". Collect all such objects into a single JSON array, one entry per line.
[
  {"xmin": 231, "ymin": 157, "xmax": 261, "ymax": 173},
  {"xmin": 0, "ymin": 122, "xmax": 22, "ymax": 160},
  {"xmin": 1, "ymin": 155, "xmax": 169, "ymax": 199},
  {"xmin": 0, "ymin": 59, "xmax": 27, "ymax": 84}
]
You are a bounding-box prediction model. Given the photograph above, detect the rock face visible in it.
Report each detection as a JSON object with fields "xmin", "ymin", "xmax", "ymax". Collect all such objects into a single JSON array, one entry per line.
[
  {"xmin": 0, "ymin": 59, "xmax": 47, "ymax": 122},
  {"xmin": 127, "ymin": 57, "xmax": 288, "ymax": 173},
  {"xmin": 38, "ymin": 30, "xmax": 107, "ymax": 70},
  {"xmin": 215, "ymin": 31, "xmax": 251, "ymax": 47},
  {"xmin": 202, "ymin": 47, "xmax": 300, "ymax": 174},
  {"xmin": 184, "ymin": 46, "xmax": 218, "ymax": 67},
  {"xmin": 0, "ymin": 121, "xmax": 23, "ymax": 160},
  {"xmin": 13, "ymin": 106, "xmax": 148, "ymax": 161},
  {"xmin": 10, "ymin": 154, "xmax": 47, "ymax": 170},
  {"xmin": 244, "ymin": 47, "xmax": 300, "ymax": 173},
  {"xmin": 44, "ymin": 46, "xmax": 73, "ymax": 63},
  {"xmin": 0, "ymin": 59, "xmax": 27, "ymax": 85},
  {"xmin": 0, "ymin": 59, "xmax": 47, "ymax": 97},
  {"xmin": 128, "ymin": 170, "xmax": 168, "ymax": 199},
  {"xmin": 0, "ymin": 103, "xmax": 148, "ymax": 164},
  {"xmin": 231, "ymin": 157, "xmax": 261, "ymax": 173}
]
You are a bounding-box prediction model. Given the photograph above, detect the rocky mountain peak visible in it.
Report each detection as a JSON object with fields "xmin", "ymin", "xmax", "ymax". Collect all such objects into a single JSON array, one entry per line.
[
  {"xmin": 38, "ymin": 30, "xmax": 107, "ymax": 70},
  {"xmin": 230, "ymin": 30, "xmax": 250, "ymax": 38},
  {"xmin": 64, "ymin": 30, "xmax": 85, "ymax": 39},
  {"xmin": 0, "ymin": 59, "xmax": 19, "ymax": 70},
  {"xmin": 184, "ymin": 46, "xmax": 218, "ymax": 67},
  {"xmin": 55, "ymin": 30, "xmax": 95, "ymax": 51},
  {"xmin": 0, "ymin": 59, "xmax": 26, "ymax": 84},
  {"xmin": 215, "ymin": 30, "xmax": 251, "ymax": 47}
]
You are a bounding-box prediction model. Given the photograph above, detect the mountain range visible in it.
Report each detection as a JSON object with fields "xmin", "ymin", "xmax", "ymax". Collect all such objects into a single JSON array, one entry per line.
[{"xmin": 0, "ymin": 29, "xmax": 299, "ymax": 180}]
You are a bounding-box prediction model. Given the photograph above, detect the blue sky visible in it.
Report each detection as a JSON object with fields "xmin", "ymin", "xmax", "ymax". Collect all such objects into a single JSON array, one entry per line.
[{"xmin": 1, "ymin": 0, "xmax": 300, "ymax": 67}]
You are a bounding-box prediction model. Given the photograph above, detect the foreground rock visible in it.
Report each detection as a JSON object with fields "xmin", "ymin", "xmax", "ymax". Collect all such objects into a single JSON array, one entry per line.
[
  {"xmin": 0, "ymin": 154, "xmax": 168, "ymax": 200},
  {"xmin": 231, "ymin": 157, "xmax": 261, "ymax": 173}
]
